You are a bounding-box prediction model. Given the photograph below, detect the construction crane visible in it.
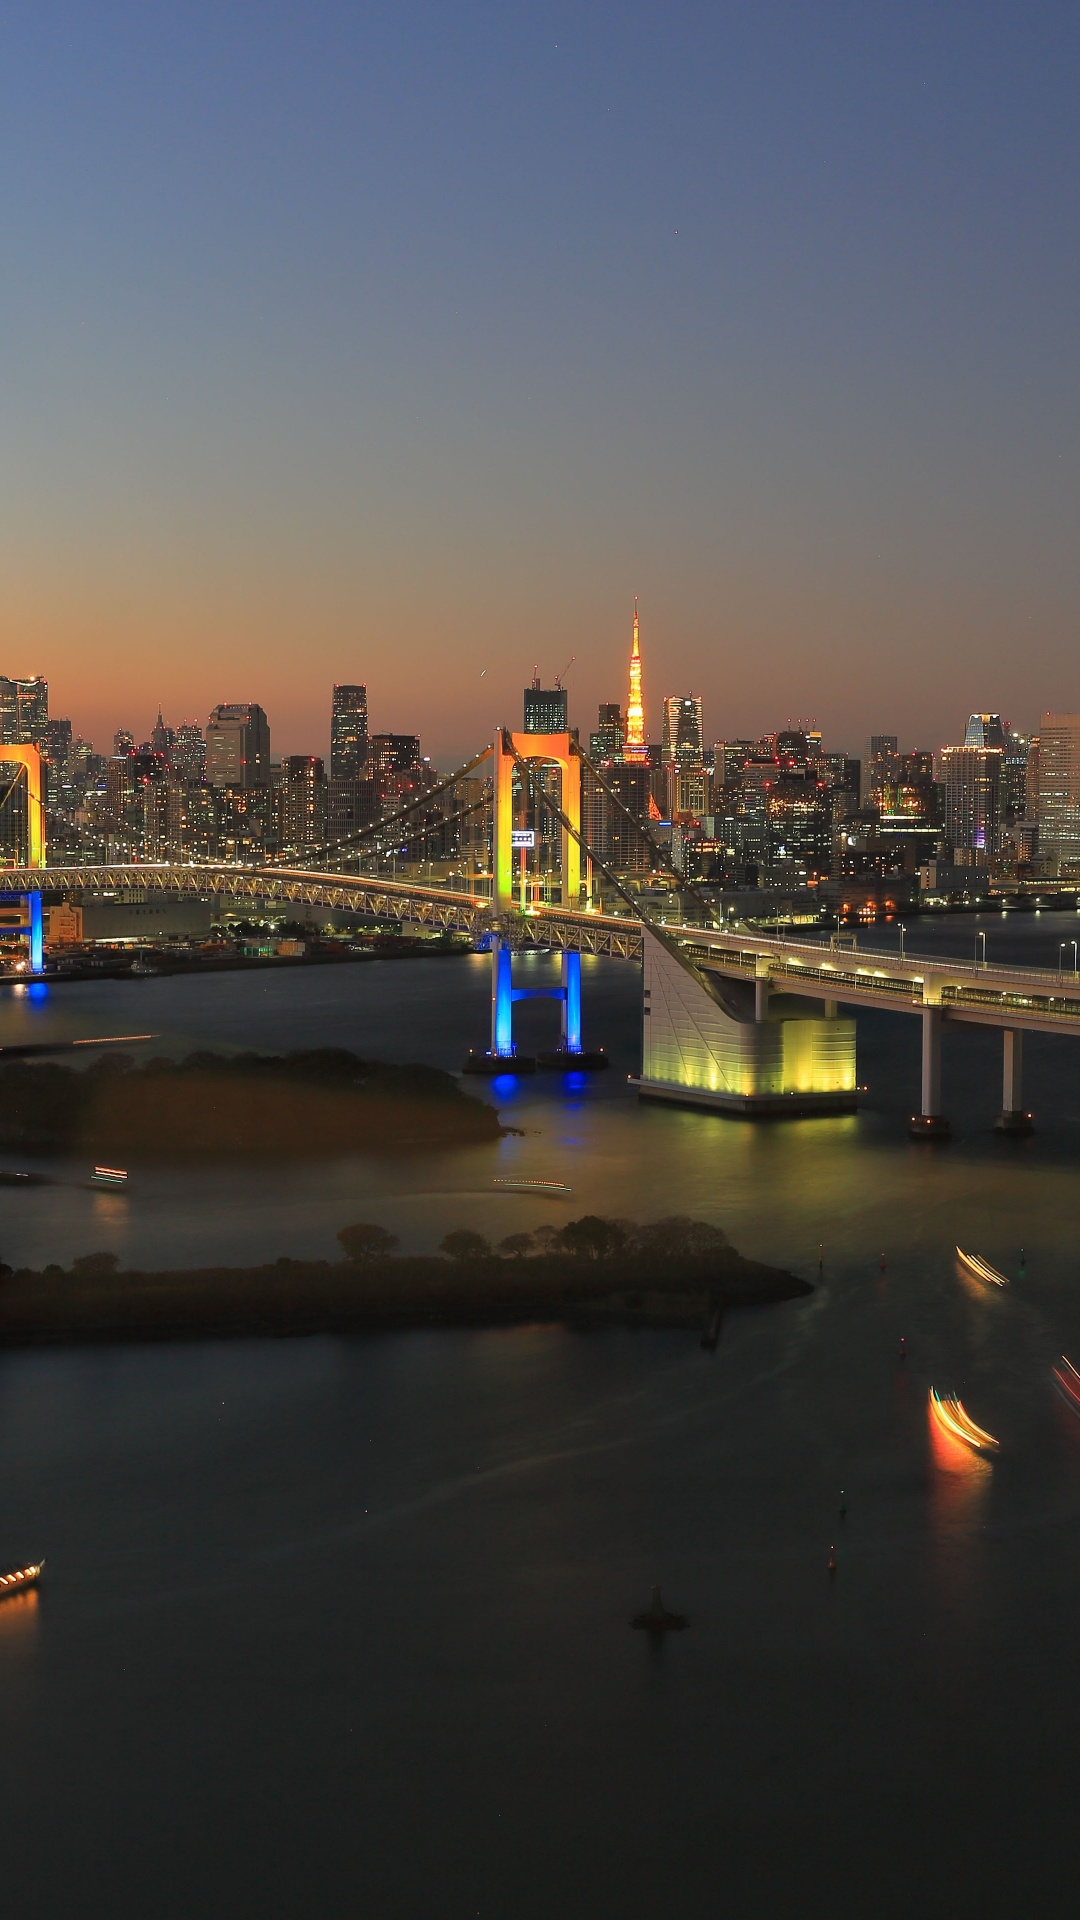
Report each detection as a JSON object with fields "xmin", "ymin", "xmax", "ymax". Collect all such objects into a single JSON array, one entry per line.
[{"xmin": 553, "ymin": 656, "xmax": 576, "ymax": 689}]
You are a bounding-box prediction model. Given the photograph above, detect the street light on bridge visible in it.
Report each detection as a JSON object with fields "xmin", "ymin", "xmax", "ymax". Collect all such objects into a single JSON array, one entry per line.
[
  {"xmin": 1060, "ymin": 940, "xmax": 1078, "ymax": 975},
  {"xmin": 976, "ymin": 931, "xmax": 987, "ymax": 966}
]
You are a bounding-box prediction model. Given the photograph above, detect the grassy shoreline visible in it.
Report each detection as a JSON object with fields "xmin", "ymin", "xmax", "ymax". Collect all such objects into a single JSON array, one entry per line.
[{"xmin": 0, "ymin": 1247, "xmax": 810, "ymax": 1348}]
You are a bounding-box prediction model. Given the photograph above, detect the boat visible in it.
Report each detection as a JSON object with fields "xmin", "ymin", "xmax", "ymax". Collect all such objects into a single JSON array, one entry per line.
[
  {"xmin": 1053, "ymin": 1356, "xmax": 1080, "ymax": 1414},
  {"xmin": 492, "ymin": 1177, "xmax": 572, "ymax": 1196},
  {"xmin": 929, "ymin": 1387, "xmax": 1000, "ymax": 1454},
  {"xmin": 956, "ymin": 1246, "xmax": 1009, "ymax": 1288},
  {"xmin": 89, "ymin": 1166, "xmax": 128, "ymax": 1189},
  {"xmin": 0, "ymin": 1170, "xmax": 52, "ymax": 1188},
  {"xmin": 0, "ymin": 1561, "xmax": 43, "ymax": 1599}
]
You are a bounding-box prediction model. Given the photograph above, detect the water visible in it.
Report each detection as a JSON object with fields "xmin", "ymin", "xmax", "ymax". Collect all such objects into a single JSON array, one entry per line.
[{"xmin": 2, "ymin": 917, "xmax": 1080, "ymax": 1914}]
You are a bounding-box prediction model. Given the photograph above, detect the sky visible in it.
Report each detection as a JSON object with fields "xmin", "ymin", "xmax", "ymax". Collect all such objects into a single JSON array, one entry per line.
[{"xmin": 2, "ymin": 1, "xmax": 1079, "ymax": 763}]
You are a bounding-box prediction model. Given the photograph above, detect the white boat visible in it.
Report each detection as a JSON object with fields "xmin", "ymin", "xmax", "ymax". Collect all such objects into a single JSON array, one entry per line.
[{"xmin": 956, "ymin": 1246, "xmax": 1009, "ymax": 1288}]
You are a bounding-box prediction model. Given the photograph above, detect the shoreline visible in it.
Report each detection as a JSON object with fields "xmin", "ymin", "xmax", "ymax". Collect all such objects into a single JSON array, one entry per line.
[{"xmin": 0, "ymin": 1249, "xmax": 810, "ymax": 1349}]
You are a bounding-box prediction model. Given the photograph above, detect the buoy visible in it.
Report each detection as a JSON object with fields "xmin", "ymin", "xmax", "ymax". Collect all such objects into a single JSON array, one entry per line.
[
  {"xmin": 899, "ymin": 1335, "xmax": 906, "ymax": 1361},
  {"xmin": 879, "ymin": 1253, "xmax": 886, "ymax": 1272},
  {"xmin": 839, "ymin": 1489, "xmax": 847, "ymax": 1520},
  {"xmin": 827, "ymin": 1546, "xmax": 838, "ymax": 1575}
]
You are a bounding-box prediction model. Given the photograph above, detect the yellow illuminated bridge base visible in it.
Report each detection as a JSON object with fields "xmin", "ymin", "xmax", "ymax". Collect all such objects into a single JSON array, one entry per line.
[{"xmin": 637, "ymin": 931, "xmax": 858, "ymax": 1117}]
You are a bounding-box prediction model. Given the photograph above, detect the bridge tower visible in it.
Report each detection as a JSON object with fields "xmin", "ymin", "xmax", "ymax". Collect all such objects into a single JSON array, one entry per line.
[
  {"xmin": 0, "ymin": 745, "xmax": 45, "ymax": 869},
  {"xmin": 493, "ymin": 727, "xmax": 581, "ymax": 913}
]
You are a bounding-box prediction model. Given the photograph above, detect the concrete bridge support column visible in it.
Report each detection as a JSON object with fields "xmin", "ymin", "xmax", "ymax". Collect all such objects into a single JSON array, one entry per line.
[
  {"xmin": 994, "ymin": 1028, "xmax": 1034, "ymax": 1134},
  {"xmin": 754, "ymin": 964, "xmax": 770, "ymax": 1022},
  {"xmin": 910, "ymin": 1007, "xmax": 950, "ymax": 1139}
]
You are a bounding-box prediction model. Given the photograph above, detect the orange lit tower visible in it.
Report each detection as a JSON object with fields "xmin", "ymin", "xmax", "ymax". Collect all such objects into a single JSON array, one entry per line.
[{"xmin": 624, "ymin": 599, "xmax": 647, "ymax": 762}]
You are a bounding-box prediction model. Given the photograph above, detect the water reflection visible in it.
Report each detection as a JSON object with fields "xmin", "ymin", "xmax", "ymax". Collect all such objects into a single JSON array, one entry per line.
[{"xmin": 0, "ymin": 1586, "xmax": 40, "ymax": 1643}]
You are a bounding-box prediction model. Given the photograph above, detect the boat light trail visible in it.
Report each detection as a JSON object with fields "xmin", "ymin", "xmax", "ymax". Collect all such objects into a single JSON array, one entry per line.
[
  {"xmin": 956, "ymin": 1246, "xmax": 1009, "ymax": 1288},
  {"xmin": 929, "ymin": 1387, "xmax": 1000, "ymax": 1454}
]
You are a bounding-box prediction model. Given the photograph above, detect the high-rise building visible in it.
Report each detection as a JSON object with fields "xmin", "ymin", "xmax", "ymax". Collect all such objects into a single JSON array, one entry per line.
[
  {"xmin": 863, "ymin": 735, "xmax": 899, "ymax": 807},
  {"xmin": 0, "ymin": 676, "xmax": 48, "ymax": 751},
  {"xmin": 151, "ymin": 708, "xmax": 175, "ymax": 757},
  {"xmin": 523, "ymin": 677, "xmax": 568, "ymax": 734},
  {"xmin": 662, "ymin": 694, "xmax": 704, "ymax": 764},
  {"xmin": 369, "ymin": 734, "xmax": 424, "ymax": 818},
  {"xmin": 1035, "ymin": 713, "xmax": 1080, "ymax": 874},
  {"xmin": 172, "ymin": 722, "xmax": 207, "ymax": 781},
  {"xmin": 330, "ymin": 685, "xmax": 369, "ymax": 779},
  {"xmin": 623, "ymin": 603, "xmax": 647, "ymax": 763},
  {"xmin": 589, "ymin": 703, "xmax": 624, "ymax": 761},
  {"xmin": 205, "ymin": 703, "xmax": 270, "ymax": 789},
  {"xmin": 964, "ymin": 713, "xmax": 1007, "ymax": 751},
  {"xmin": 283, "ymin": 756, "xmax": 326, "ymax": 849},
  {"xmin": 114, "ymin": 729, "xmax": 135, "ymax": 756},
  {"xmin": 940, "ymin": 745, "xmax": 1002, "ymax": 863}
]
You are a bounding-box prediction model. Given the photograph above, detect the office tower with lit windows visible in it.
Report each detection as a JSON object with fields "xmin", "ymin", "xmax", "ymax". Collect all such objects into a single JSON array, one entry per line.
[
  {"xmin": 863, "ymin": 734, "xmax": 899, "ymax": 806},
  {"xmin": 172, "ymin": 722, "xmax": 207, "ymax": 781},
  {"xmin": 523, "ymin": 677, "xmax": 568, "ymax": 734},
  {"xmin": 330, "ymin": 685, "xmax": 369, "ymax": 779},
  {"xmin": 940, "ymin": 745, "xmax": 1002, "ymax": 863},
  {"xmin": 1035, "ymin": 713, "xmax": 1080, "ymax": 874},
  {"xmin": 964, "ymin": 713, "xmax": 1007, "ymax": 751},
  {"xmin": 0, "ymin": 676, "xmax": 48, "ymax": 751},
  {"xmin": 206, "ymin": 704, "xmax": 271, "ymax": 788},
  {"xmin": 662, "ymin": 694, "xmax": 704, "ymax": 764},
  {"xmin": 283, "ymin": 756, "xmax": 327, "ymax": 849},
  {"xmin": 589, "ymin": 703, "xmax": 624, "ymax": 761}
]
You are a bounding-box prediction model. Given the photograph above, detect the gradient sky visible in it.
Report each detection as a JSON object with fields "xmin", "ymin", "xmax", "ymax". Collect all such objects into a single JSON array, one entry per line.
[{"xmin": 2, "ymin": 1, "xmax": 1079, "ymax": 763}]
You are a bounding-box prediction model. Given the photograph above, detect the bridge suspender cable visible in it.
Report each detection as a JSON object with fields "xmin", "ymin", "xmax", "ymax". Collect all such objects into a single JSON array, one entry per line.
[
  {"xmin": 500, "ymin": 732, "xmax": 742, "ymax": 1016},
  {"xmin": 570, "ymin": 740, "xmax": 723, "ymax": 933},
  {"xmin": 266, "ymin": 742, "xmax": 495, "ymax": 868}
]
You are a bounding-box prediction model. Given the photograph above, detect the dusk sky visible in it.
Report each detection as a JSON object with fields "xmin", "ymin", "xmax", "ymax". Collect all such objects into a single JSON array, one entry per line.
[{"xmin": 3, "ymin": 1, "xmax": 1079, "ymax": 761}]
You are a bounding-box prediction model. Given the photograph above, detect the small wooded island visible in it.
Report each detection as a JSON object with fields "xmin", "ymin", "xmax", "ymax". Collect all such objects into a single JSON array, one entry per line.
[
  {"xmin": 0, "ymin": 1216, "xmax": 809, "ymax": 1347},
  {"xmin": 0, "ymin": 1047, "xmax": 503, "ymax": 1157}
]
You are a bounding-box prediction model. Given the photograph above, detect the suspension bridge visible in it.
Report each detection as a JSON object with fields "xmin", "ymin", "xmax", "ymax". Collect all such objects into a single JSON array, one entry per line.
[{"xmin": 4, "ymin": 730, "xmax": 1080, "ymax": 1137}]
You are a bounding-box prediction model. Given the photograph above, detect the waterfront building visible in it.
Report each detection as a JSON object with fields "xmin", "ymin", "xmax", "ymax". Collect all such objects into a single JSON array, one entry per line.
[
  {"xmin": 523, "ymin": 677, "xmax": 568, "ymax": 734},
  {"xmin": 940, "ymin": 744, "xmax": 1002, "ymax": 863},
  {"xmin": 330, "ymin": 685, "xmax": 369, "ymax": 780},
  {"xmin": 206, "ymin": 704, "xmax": 271, "ymax": 789},
  {"xmin": 662, "ymin": 694, "xmax": 704, "ymax": 764},
  {"xmin": 1035, "ymin": 712, "xmax": 1080, "ymax": 874}
]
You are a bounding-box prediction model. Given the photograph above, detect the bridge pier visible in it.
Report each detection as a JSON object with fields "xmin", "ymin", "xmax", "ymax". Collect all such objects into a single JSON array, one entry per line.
[
  {"xmin": 994, "ymin": 1028, "xmax": 1034, "ymax": 1134},
  {"xmin": 910, "ymin": 1007, "xmax": 950, "ymax": 1139}
]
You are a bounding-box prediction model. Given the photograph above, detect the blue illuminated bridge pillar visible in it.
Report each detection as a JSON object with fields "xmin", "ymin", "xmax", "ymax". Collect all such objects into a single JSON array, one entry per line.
[{"xmin": 466, "ymin": 935, "xmax": 604, "ymax": 1075}]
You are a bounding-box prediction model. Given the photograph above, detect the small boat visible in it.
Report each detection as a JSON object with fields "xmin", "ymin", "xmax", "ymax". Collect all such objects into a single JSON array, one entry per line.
[
  {"xmin": 1053, "ymin": 1356, "xmax": 1080, "ymax": 1414},
  {"xmin": 89, "ymin": 1166, "xmax": 128, "ymax": 1189},
  {"xmin": 0, "ymin": 1169, "xmax": 52, "ymax": 1188},
  {"xmin": 492, "ymin": 1177, "xmax": 572, "ymax": 1196},
  {"xmin": 929, "ymin": 1387, "xmax": 1000, "ymax": 1454},
  {"xmin": 0, "ymin": 1561, "xmax": 43, "ymax": 1599},
  {"xmin": 956, "ymin": 1246, "xmax": 1009, "ymax": 1288}
]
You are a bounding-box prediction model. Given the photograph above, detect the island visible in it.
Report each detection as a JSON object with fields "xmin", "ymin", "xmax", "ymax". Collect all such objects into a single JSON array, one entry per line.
[
  {"xmin": 0, "ymin": 1047, "xmax": 503, "ymax": 1157},
  {"xmin": 0, "ymin": 1216, "xmax": 810, "ymax": 1347}
]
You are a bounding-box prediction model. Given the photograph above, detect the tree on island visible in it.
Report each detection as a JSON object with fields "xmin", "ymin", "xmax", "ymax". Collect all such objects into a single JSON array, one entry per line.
[
  {"xmin": 337, "ymin": 1223, "xmax": 400, "ymax": 1262},
  {"xmin": 70, "ymin": 1252, "xmax": 120, "ymax": 1277},
  {"xmin": 556, "ymin": 1215, "xmax": 630, "ymax": 1261},
  {"xmin": 439, "ymin": 1229, "xmax": 491, "ymax": 1261},
  {"xmin": 631, "ymin": 1216, "xmax": 728, "ymax": 1260},
  {"xmin": 497, "ymin": 1232, "xmax": 534, "ymax": 1259}
]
